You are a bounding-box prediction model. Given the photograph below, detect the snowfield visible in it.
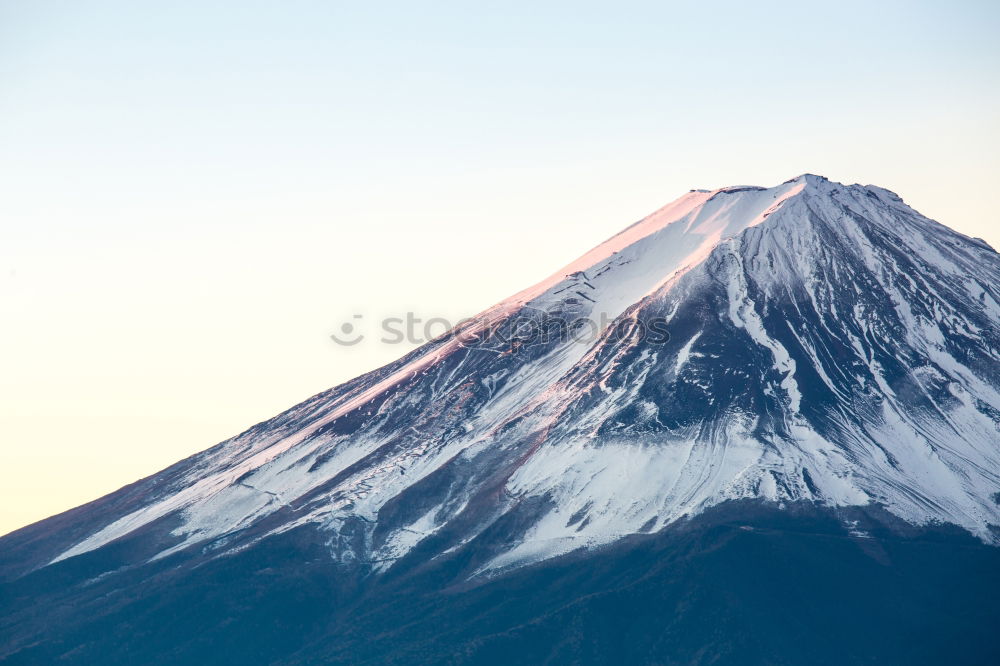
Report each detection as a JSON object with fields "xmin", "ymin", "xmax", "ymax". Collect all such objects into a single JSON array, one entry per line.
[{"xmin": 50, "ymin": 174, "xmax": 1000, "ymax": 574}]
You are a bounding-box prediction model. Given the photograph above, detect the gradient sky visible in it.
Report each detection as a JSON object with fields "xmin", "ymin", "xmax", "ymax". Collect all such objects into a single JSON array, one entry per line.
[{"xmin": 1, "ymin": 0, "xmax": 998, "ymax": 535}]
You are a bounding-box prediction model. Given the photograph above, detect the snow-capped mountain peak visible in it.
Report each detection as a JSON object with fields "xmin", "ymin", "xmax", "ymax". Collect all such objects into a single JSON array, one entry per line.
[{"xmin": 38, "ymin": 175, "xmax": 1000, "ymax": 576}]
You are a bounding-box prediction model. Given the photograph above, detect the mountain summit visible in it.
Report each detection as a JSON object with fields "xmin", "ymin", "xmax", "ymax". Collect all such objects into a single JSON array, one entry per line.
[{"xmin": 3, "ymin": 175, "xmax": 999, "ymax": 665}]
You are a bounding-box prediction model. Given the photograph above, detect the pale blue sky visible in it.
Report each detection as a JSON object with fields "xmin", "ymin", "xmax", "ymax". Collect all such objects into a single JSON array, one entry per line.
[{"xmin": 1, "ymin": 0, "xmax": 998, "ymax": 533}]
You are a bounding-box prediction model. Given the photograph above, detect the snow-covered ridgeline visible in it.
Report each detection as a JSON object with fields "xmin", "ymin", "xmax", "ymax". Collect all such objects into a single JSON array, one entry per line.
[{"xmin": 49, "ymin": 175, "xmax": 1000, "ymax": 574}]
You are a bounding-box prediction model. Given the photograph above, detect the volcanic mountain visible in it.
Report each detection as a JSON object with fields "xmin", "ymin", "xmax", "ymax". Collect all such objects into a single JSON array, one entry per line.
[{"xmin": 3, "ymin": 175, "xmax": 999, "ymax": 665}]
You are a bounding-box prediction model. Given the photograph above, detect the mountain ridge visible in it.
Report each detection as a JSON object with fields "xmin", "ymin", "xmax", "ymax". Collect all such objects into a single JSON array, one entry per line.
[
  {"xmin": 3, "ymin": 173, "xmax": 1000, "ymax": 664},
  {"xmin": 4, "ymin": 173, "xmax": 997, "ymax": 582}
]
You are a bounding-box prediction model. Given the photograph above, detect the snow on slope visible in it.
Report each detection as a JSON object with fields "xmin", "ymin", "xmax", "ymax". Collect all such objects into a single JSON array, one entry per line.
[{"xmin": 50, "ymin": 175, "xmax": 1000, "ymax": 574}]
